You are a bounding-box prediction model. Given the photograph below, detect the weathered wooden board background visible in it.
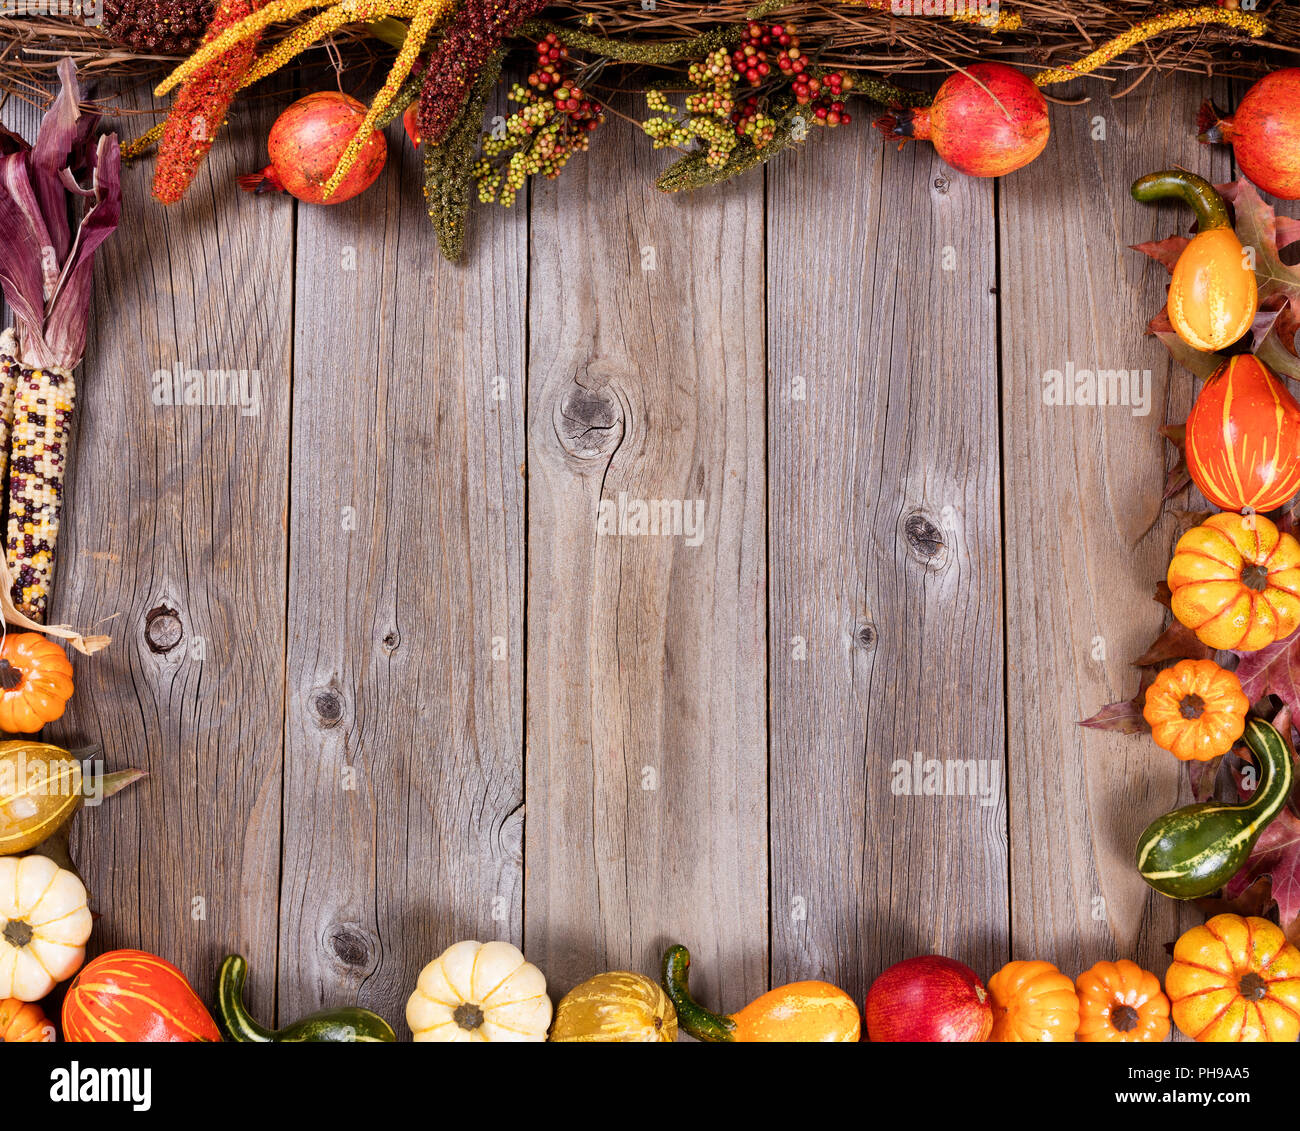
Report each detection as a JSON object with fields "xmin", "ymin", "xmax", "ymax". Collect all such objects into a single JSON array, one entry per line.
[{"xmin": 1, "ymin": 67, "xmax": 1256, "ymax": 1031}]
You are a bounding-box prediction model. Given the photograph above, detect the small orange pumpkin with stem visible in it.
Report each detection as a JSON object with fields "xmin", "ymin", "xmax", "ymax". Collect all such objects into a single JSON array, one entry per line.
[
  {"xmin": 1167, "ymin": 512, "xmax": 1300, "ymax": 652},
  {"xmin": 1166, "ymin": 914, "xmax": 1300, "ymax": 1042},
  {"xmin": 0, "ymin": 632, "xmax": 73, "ymax": 733},
  {"xmin": 987, "ymin": 960, "xmax": 1080, "ymax": 1042},
  {"xmin": 0, "ymin": 997, "xmax": 55, "ymax": 1042},
  {"xmin": 1075, "ymin": 960, "xmax": 1170, "ymax": 1043},
  {"xmin": 1142, "ymin": 658, "xmax": 1248, "ymax": 762},
  {"xmin": 662, "ymin": 945, "xmax": 860, "ymax": 1042}
]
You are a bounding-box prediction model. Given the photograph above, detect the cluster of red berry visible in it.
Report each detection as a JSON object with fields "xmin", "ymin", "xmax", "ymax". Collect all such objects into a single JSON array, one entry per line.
[
  {"xmin": 794, "ymin": 69, "xmax": 853, "ymax": 127},
  {"xmin": 476, "ymin": 32, "xmax": 606, "ymax": 206},
  {"xmin": 527, "ymin": 32, "xmax": 603, "ymax": 132},
  {"xmin": 731, "ymin": 21, "xmax": 854, "ymax": 127}
]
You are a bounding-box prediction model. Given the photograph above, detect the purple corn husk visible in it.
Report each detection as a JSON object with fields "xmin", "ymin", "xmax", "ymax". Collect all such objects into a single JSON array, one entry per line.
[{"xmin": 0, "ymin": 58, "xmax": 121, "ymax": 372}]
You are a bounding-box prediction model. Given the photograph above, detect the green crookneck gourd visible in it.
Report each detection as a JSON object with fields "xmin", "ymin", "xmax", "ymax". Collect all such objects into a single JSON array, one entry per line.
[
  {"xmin": 1137, "ymin": 717, "xmax": 1294, "ymax": 900},
  {"xmin": 217, "ymin": 954, "xmax": 396, "ymax": 1042}
]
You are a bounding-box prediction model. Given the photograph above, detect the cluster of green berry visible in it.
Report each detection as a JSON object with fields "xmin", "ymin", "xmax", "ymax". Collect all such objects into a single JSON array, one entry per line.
[
  {"xmin": 473, "ymin": 32, "xmax": 605, "ymax": 207},
  {"xmin": 642, "ymin": 50, "xmax": 773, "ymax": 169},
  {"xmin": 641, "ymin": 22, "xmax": 853, "ymax": 169}
]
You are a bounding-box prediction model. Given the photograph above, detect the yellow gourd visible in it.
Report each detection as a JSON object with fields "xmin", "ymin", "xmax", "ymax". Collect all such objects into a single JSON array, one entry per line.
[{"xmin": 551, "ymin": 971, "xmax": 677, "ymax": 1042}]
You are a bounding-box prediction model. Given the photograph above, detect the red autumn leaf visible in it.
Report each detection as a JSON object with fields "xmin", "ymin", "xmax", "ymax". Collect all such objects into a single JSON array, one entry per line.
[
  {"xmin": 1154, "ymin": 331, "xmax": 1222, "ymax": 379},
  {"xmin": 1188, "ymin": 746, "xmax": 1251, "ymax": 805},
  {"xmin": 1225, "ymin": 177, "xmax": 1300, "ymax": 355},
  {"xmin": 1078, "ymin": 696, "xmax": 1150, "ymax": 735},
  {"xmin": 1130, "ymin": 234, "xmax": 1189, "ymax": 274},
  {"xmin": 1197, "ymin": 875, "xmax": 1278, "ymax": 921},
  {"xmin": 1225, "ymin": 805, "xmax": 1300, "ymax": 943},
  {"xmin": 1234, "ymin": 631, "xmax": 1300, "ymax": 720},
  {"xmin": 1133, "ymin": 621, "xmax": 1211, "ymax": 667}
]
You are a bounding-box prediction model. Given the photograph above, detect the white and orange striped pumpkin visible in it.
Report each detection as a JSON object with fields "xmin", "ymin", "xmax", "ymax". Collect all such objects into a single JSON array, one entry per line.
[
  {"xmin": 406, "ymin": 940, "xmax": 552, "ymax": 1042},
  {"xmin": 0, "ymin": 854, "xmax": 91, "ymax": 1001}
]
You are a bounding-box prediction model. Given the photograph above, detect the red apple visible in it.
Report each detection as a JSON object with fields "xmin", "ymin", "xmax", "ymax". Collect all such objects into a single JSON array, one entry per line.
[{"xmin": 865, "ymin": 955, "xmax": 993, "ymax": 1042}]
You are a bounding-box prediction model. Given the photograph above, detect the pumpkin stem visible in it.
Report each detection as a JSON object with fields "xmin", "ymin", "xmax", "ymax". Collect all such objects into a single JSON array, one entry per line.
[
  {"xmin": 453, "ymin": 1003, "xmax": 484, "ymax": 1031},
  {"xmin": 1111, "ymin": 1003, "xmax": 1139, "ymax": 1033},
  {"xmin": 1238, "ymin": 972, "xmax": 1268, "ymax": 1002},
  {"xmin": 2, "ymin": 919, "xmax": 32, "ymax": 948},
  {"xmin": 216, "ymin": 954, "xmax": 278, "ymax": 1042},
  {"xmin": 661, "ymin": 944, "xmax": 738, "ymax": 1043},
  {"xmin": 1241, "ymin": 564, "xmax": 1269, "ymax": 592},
  {"xmin": 1179, "ymin": 694, "xmax": 1206, "ymax": 720},
  {"xmin": 0, "ymin": 659, "xmax": 23, "ymax": 690}
]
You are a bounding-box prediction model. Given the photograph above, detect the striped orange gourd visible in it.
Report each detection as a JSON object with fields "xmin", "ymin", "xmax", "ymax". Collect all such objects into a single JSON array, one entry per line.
[
  {"xmin": 62, "ymin": 949, "xmax": 220, "ymax": 1042},
  {"xmin": 1186, "ymin": 355, "xmax": 1300, "ymax": 514}
]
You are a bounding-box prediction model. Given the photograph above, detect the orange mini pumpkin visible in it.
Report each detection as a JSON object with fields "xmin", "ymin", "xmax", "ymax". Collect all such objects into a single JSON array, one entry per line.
[
  {"xmin": 1142, "ymin": 658, "xmax": 1248, "ymax": 762},
  {"xmin": 987, "ymin": 960, "xmax": 1080, "ymax": 1042},
  {"xmin": 1167, "ymin": 914, "xmax": 1300, "ymax": 1042},
  {"xmin": 0, "ymin": 997, "xmax": 55, "ymax": 1042},
  {"xmin": 1167, "ymin": 512, "xmax": 1300, "ymax": 651},
  {"xmin": 0, "ymin": 633, "xmax": 73, "ymax": 733},
  {"xmin": 1075, "ymin": 960, "xmax": 1170, "ymax": 1043}
]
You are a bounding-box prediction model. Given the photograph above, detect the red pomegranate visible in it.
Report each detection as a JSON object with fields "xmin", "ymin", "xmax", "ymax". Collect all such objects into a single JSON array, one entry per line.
[
  {"xmin": 1199, "ymin": 69, "xmax": 1300, "ymax": 199},
  {"xmin": 865, "ymin": 955, "xmax": 994, "ymax": 1042},
  {"xmin": 875, "ymin": 62, "xmax": 1049, "ymax": 177},
  {"xmin": 238, "ymin": 91, "xmax": 386, "ymax": 204}
]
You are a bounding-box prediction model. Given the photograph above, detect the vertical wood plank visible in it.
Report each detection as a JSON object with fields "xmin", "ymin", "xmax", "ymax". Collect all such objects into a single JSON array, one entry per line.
[
  {"xmin": 279, "ymin": 111, "xmax": 527, "ymax": 1023},
  {"xmin": 525, "ymin": 112, "xmax": 768, "ymax": 1003},
  {"xmin": 767, "ymin": 126, "xmax": 1006, "ymax": 998},
  {"xmin": 33, "ymin": 87, "xmax": 292, "ymax": 1014},
  {"xmin": 999, "ymin": 76, "xmax": 1232, "ymax": 972}
]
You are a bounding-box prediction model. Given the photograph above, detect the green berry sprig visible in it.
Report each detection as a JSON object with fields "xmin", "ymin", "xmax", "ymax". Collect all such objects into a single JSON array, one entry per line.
[
  {"xmin": 473, "ymin": 32, "xmax": 606, "ymax": 207},
  {"xmin": 641, "ymin": 21, "xmax": 854, "ymax": 172}
]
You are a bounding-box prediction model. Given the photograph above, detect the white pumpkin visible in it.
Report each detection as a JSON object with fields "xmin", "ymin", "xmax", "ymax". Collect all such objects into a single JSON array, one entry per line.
[
  {"xmin": 0, "ymin": 854, "xmax": 92, "ymax": 1001},
  {"xmin": 407, "ymin": 940, "xmax": 552, "ymax": 1042}
]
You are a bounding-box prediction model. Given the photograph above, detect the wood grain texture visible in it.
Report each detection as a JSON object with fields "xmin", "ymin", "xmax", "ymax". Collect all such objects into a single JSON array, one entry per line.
[
  {"xmin": 525, "ymin": 112, "xmax": 768, "ymax": 1003},
  {"xmin": 998, "ymin": 77, "xmax": 1233, "ymax": 973},
  {"xmin": 767, "ymin": 127, "xmax": 1006, "ymax": 998},
  {"xmin": 279, "ymin": 107, "xmax": 528, "ymax": 1025},
  {"xmin": 34, "ymin": 86, "xmax": 292, "ymax": 1016}
]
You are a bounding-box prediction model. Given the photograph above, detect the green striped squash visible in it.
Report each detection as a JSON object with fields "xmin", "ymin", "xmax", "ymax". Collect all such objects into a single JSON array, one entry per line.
[{"xmin": 1136, "ymin": 717, "xmax": 1294, "ymax": 900}]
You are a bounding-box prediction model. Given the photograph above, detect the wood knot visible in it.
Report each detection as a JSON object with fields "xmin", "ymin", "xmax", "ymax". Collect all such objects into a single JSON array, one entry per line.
[
  {"xmin": 854, "ymin": 622, "xmax": 877, "ymax": 651},
  {"xmin": 903, "ymin": 511, "xmax": 945, "ymax": 562},
  {"xmin": 381, "ymin": 630, "xmax": 400, "ymax": 651},
  {"xmin": 327, "ymin": 925, "xmax": 373, "ymax": 969},
  {"xmin": 144, "ymin": 605, "xmax": 183, "ymax": 654},
  {"xmin": 933, "ymin": 174, "xmax": 950, "ymax": 193},
  {"xmin": 554, "ymin": 383, "xmax": 623, "ymax": 460},
  {"xmin": 310, "ymin": 688, "xmax": 344, "ymax": 728}
]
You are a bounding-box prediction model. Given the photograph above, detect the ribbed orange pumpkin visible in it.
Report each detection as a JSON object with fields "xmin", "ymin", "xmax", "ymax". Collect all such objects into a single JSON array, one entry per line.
[
  {"xmin": 1142, "ymin": 658, "xmax": 1248, "ymax": 762},
  {"xmin": 0, "ymin": 997, "xmax": 55, "ymax": 1041},
  {"xmin": 62, "ymin": 949, "xmax": 220, "ymax": 1042},
  {"xmin": 0, "ymin": 633, "xmax": 73, "ymax": 733},
  {"xmin": 1186, "ymin": 355, "xmax": 1300, "ymax": 513},
  {"xmin": 1167, "ymin": 512, "xmax": 1300, "ymax": 651},
  {"xmin": 1076, "ymin": 960, "xmax": 1170, "ymax": 1043},
  {"xmin": 1167, "ymin": 915, "xmax": 1300, "ymax": 1042},
  {"xmin": 987, "ymin": 960, "xmax": 1080, "ymax": 1042}
]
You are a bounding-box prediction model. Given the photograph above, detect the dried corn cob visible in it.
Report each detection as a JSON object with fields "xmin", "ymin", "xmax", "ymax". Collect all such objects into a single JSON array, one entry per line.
[
  {"xmin": 0, "ymin": 61, "xmax": 120, "ymax": 625},
  {"xmin": 0, "ymin": 331, "xmax": 22, "ymax": 486},
  {"xmin": 6, "ymin": 363, "xmax": 75, "ymax": 622}
]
